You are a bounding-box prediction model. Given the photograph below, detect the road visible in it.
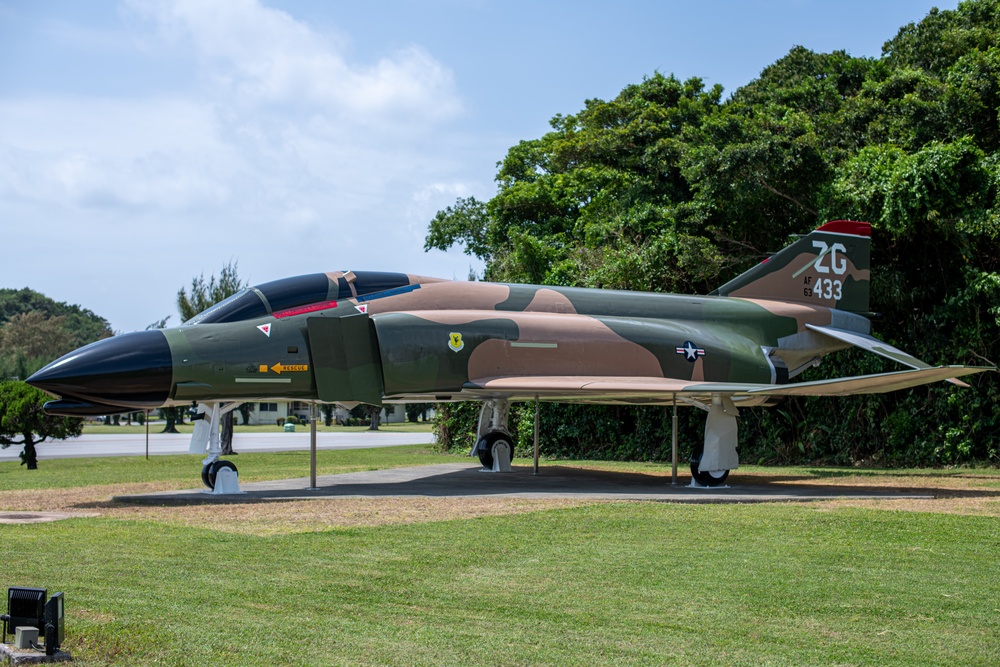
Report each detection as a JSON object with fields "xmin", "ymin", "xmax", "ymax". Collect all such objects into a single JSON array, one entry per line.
[{"xmin": 0, "ymin": 431, "xmax": 436, "ymax": 461}]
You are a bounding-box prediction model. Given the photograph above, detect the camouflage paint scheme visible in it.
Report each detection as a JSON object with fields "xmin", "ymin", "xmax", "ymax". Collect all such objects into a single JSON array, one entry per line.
[
  {"xmin": 26, "ymin": 221, "xmax": 992, "ymax": 486},
  {"xmin": 28, "ymin": 221, "xmax": 987, "ymax": 415}
]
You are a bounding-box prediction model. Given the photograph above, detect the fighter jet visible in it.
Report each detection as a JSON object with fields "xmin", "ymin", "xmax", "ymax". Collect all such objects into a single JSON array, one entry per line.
[{"xmin": 27, "ymin": 220, "xmax": 992, "ymax": 487}]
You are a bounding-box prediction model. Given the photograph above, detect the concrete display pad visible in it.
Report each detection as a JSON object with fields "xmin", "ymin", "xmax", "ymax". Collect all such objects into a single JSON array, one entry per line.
[
  {"xmin": 0, "ymin": 511, "xmax": 99, "ymax": 525},
  {"xmin": 0, "ymin": 643, "xmax": 71, "ymax": 665},
  {"xmin": 113, "ymin": 463, "xmax": 935, "ymax": 505}
]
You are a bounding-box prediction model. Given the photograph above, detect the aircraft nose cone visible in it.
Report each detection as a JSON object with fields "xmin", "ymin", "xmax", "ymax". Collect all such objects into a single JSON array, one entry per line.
[{"xmin": 26, "ymin": 330, "xmax": 173, "ymax": 409}]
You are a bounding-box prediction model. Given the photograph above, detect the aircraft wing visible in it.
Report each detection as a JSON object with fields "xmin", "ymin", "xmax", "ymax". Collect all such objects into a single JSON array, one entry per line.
[
  {"xmin": 464, "ymin": 366, "xmax": 992, "ymax": 404},
  {"xmin": 745, "ymin": 366, "xmax": 988, "ymax": 396}
]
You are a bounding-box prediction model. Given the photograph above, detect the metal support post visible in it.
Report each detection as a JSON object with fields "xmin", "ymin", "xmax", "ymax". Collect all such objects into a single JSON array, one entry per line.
[
  {"xmin": 533, "ymin": 396, "xmax": 540, "ymax": 475},
  {"xmin": 308, "ymin": 402, "xmax": 318, "ymax": 490},
  {"xmin": 671, "ymin": 396, "xmax": 678, "ymax": 485}
]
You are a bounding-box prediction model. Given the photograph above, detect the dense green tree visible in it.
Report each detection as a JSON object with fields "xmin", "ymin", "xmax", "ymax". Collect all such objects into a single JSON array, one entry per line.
[
  {"xmin": 0, "ymin": 289, "xmax": 112, "ymax": 379},
  {"xmin": 427, "ymin": 0, "xmax": 1000, "ymax": 467},
  {"xmin": 0, "ymin": 381, "xmax": 83, "ymax": 469},
  {"xmin": 0, "ymin": 311, "xmax": 74, "ymax": 380},
  {"xmin": 177, "ymin": 260, "xmax": 247, "ymax": 322},
  {"xmin": 405, "ymin": 403, "xmax": 433, "ymax": 423},
  {"xmin": 320, "ymin": 403, "xmax": 336, "ymax": 427},
  {"xmin": 157, "ymin": 406, "xmax": 186, "ymax": 434},
  {"xmin": 0, "ymin": 288, "xmax": 112, "ymax": 346}
]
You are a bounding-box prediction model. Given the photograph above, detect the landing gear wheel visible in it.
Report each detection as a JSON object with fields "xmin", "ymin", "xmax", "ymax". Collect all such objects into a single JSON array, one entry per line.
[
  {"xmin": 476, "ymin": 432, "xmax": 514, "ymax": 469},
  {"xmin": 202, "ymin": 460, "xmax": 238, "ymax": 490},
  {"xmin": 689, "ymin": 446, "xmax": 729, "ymax": 487}
]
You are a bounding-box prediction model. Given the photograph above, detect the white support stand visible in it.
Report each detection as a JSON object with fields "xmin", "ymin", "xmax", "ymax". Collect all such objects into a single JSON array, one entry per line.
[
  {"xmin": 211, "ymin": 466, "xmax": 243, "ymax": 494},
  {"xmin": 490, "ymin": 441, "xmax": 512, "ymax": 473},
  {"xmin": 687, "ymin": 479, "xmax": 730, "ymax": 490}
]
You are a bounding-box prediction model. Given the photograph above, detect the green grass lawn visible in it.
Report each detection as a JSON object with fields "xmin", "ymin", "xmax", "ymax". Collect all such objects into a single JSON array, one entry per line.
[{"xmin": 1, "ymin": 449, "xmax": 998, "ymax": 666}]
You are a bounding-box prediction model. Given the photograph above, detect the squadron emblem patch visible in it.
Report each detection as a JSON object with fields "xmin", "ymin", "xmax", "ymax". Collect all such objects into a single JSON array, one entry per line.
[{"xmin": 448, "ymin": 332, "xmax": 465, "ymax": 352}]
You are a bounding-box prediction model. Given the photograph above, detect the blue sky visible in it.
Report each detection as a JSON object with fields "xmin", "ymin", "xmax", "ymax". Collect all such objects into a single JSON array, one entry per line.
[{"xmin": 0, "ymin": 0, "xmax": 958, "ymax": 333}]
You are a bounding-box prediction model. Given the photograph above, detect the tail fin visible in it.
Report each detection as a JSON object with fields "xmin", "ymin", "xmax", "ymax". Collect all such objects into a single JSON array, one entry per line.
[{"xmin": 710, "ymin": 220, "xmax": 871, "ymax": 313}]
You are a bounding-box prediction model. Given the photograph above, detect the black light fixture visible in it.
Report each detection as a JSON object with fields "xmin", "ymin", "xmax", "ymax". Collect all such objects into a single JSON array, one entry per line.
[
  {"xmin": 44, "ymin": 592, "xmax": 64, "ymax": 655},
  {"xmin": 1, "ymin": 587, "xmax": 64, "ymax": 655},
  {"xmin": 1, "ymin": 587, "xmax": 46, "ymax": 642}
]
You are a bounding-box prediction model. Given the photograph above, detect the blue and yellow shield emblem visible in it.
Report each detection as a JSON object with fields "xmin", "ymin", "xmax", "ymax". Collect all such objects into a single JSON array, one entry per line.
[{"xmin": 448, "ymin": 332, "xmax": 465, "ymax": 352}]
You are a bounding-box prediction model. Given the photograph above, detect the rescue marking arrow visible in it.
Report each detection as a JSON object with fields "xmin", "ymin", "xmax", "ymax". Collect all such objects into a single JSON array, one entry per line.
[{"xmin": 270, "ymin": 363, "xmax": 309, "ymax": 375}]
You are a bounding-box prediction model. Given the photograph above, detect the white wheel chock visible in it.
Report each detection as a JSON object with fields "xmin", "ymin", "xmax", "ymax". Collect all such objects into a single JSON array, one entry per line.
[
  {"xmin": 211, "ymin": 466, "xmax": 243, "ymax": 494},
  {"xmin": 490, "ymin": 441, "xmax": 512, "ymax": 473}
]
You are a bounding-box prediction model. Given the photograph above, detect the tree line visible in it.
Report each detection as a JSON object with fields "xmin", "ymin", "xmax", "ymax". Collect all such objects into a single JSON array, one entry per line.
[{"xmin": 426, "ymin": 0, "xmax": 1000, "ymax": 466}]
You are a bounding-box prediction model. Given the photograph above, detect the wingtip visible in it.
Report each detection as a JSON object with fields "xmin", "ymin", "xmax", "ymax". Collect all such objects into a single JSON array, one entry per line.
[{"xmin": 946, "ymin": 365, "xmax": 998, "ymax": 387}]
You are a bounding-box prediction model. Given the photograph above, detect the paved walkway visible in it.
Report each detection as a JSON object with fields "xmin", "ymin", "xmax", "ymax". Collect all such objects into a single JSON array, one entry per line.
[
  {"xmin": 0, "ymin": 431, "xmax": 435, "ymax": 462},
  {"xmin": 115, "ymin": 463, "xmax": 935, "ymax": 505}
]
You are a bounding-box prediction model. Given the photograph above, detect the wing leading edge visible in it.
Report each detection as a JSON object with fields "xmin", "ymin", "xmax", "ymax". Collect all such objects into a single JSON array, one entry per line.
[{"xmin": 464, "ymin": 366, "xmax": 991, "ymax": 404}]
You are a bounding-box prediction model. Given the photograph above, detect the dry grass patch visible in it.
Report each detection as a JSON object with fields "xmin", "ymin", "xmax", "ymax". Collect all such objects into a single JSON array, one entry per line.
[
  {"xmin": 738, "ymin": 469, "xmax": 1000, "ymax": 517},
  {"xmin": 548, "ymin": 463, "xmax": 1000, "ymax": 517},
  {"xmin": 0, "ymin": 483, "xmax": 593, "ymax": 535},
  {"xmin": 812, "ymin": 496, "xmax": 1000, "ymax": 516},
  {"xmin": 101, "ymin": 496, "xmax": 595, "ymax": 535},
  {"xmin": 0, "ymin": 482, "xmax": 180, "ymax": 511},
  {"xmin": 2, "ymin": 466, "xmax": 998, "ymax": 534}
]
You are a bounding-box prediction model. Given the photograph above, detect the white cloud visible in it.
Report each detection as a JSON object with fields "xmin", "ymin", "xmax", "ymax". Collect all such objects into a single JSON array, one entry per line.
[
  {"xmin": 124, "ymin": 0, "xmax": 462, "ymax": 123},
  {"xmin": 1, "ymin": 0, "xmax": 469, "ymax": 221},
  {"xmin": 0, "ymin": 97, "xmax": 233, "ymax": 212},
  {"xmin": 0, "ymin": 0, "xmax": 483, "ymax": 332}
]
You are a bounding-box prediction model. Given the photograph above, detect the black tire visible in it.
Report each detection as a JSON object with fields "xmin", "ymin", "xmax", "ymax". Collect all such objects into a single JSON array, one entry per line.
[
  {"xmin": 689, "ymin": 446, "xmax": 729, "ymax": 487},
  {"xmin": 476, "ymin": 432, "xmax": 514, "ymax": 469},
  {"xmin": 202, "ymin": 459, "xmax": 238, "ymax": 490}
]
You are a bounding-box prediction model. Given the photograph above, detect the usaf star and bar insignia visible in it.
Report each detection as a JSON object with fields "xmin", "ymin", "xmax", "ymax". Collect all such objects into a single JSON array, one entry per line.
[{"xmin": 675, "ymin": 341, "xmax": 706, "ymax": 362}]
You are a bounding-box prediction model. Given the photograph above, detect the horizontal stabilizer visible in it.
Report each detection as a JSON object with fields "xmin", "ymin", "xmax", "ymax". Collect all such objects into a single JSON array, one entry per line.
[{"xmin": 807, "ymin": 324, "xmax": 970, "ymax": 387}]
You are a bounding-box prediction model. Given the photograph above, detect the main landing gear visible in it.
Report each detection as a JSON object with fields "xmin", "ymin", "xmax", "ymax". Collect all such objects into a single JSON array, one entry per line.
[
  {"xmin": 467, "ymin": 394, "xmax": 739, "ymax": 487},
  {"xmin": 687, "ymin": 394, "xmax": 739, "ymax": 487},
  {"xmin": 690, "ymin": 444, "xmax": 730, "ymax": 486},
  {"xmin": 474, "ymin": 400, "xmax": 514, "ymax": 472}
]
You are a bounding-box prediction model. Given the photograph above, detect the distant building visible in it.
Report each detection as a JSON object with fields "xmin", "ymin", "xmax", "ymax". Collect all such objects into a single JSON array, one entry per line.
[{"xmin": 245, "ymin": 402, "xmax": 426, "ymax": 425}]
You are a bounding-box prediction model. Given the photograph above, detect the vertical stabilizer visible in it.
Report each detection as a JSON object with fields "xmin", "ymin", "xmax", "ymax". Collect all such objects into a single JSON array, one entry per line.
[{"xmin": 710, "ymin": 220, "xmax": 871, "ymax": 313}]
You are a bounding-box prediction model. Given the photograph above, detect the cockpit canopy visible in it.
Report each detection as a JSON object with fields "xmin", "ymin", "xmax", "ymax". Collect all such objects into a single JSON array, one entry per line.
[{"xmin": 184, "ymin": 271, "xmax": 417, "ymax": 325}]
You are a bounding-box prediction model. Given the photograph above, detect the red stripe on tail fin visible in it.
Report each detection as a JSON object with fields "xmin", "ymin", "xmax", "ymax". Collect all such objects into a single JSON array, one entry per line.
[{"xmin": 815, "ymin": 220, "xmax": 870, "ymax": 237}]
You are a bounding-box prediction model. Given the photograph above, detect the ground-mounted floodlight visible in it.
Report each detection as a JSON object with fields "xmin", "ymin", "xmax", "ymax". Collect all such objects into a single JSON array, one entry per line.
[
  {"xmin": 0, "ymin": 587, "xmax": 65, "ymax": 656},
  {"xmin": 44, "ymin": 592, "xmax": 64, "ymax": 655},
  {"xmin": 1, "ymin": 587, "xmax": 46, "ymax": 644}
]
